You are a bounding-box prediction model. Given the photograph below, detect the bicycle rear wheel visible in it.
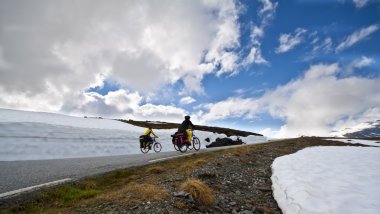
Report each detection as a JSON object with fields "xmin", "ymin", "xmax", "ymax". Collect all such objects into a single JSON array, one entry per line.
[
  {"xmin": 141, "ymin": 146, "xmax": 149, "ymax": 153},
  {"xmin": 179, "ymin": 143, "xmax": 187, "ymax": 153},
  {"xmin": 193, "ymin": 137, "xmax": 201, "ymax": 151},
  {"xmin": 153, "ymin": 142, "xmax": 162, "ymax": 153}
]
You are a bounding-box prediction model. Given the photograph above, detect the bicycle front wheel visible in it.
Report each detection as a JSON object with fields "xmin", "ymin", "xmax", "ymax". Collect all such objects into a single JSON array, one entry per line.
[
  {"xmin": 193, "ymin": 137, "xmax": 201, "ymax": 151},
  {"xmin": 153, "ymin": 143, "xmax": 162, "ymax": 153},
  {"xmin": 174, "ymin": 144, "xmax": 180, "ymax": 151}
]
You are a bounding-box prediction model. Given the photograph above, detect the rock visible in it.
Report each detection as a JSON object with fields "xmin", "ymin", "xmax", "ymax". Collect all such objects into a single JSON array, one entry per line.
[
  {"xmin": 235, "ymin": 191, "xmax": 241, "ymax": 195},
  {"xmin": 206, "ymin": 137, "xmax": 245, "ymax": 148},
  {"xmin": 257, "ymin": 186, "xmax": 272, "ymax": 192},
  {"xmin": 173, "ymin": 191, "xmax": 190, "ymax": 197},
  {"xmin": 214, "ymin": 206, "xmax": 224, "ymax": 212},
  {"xmin": 229, "ymin": 201, "xmax": 237, "ymax": 206},
  {"xmin": 130, "ymin": 206, "xmax": 138, "ymax": 210},
  {"xmin": 239, "ymin": 210, "xmax": 253, "ymax": 214}
]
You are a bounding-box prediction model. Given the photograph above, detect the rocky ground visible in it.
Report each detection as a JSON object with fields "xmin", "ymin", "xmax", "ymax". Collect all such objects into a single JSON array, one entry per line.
[{"xmin": 69, "ymin": 137, "xmax": 361, "ymax": 214}]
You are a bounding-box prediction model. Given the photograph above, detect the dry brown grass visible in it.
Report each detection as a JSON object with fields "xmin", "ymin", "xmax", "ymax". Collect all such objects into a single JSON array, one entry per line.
[
  {"xmin": 146, "ymin": 165, "xmax": 165, "ymax": 174},
  {"xmin": 232, "ymin": 150, "xmax": 242, "ymax": 157},
  {"xmin": 274, "ymin": 147, "xmax": 290, "ymax": 155},
  {"xmin": 239, "ymin": 157, "xmax": 250, "ymax": 163},
  {"xmin": 98, "ymin": 182, "xmax": 168, "ymax": 205},
  {"xmin": 180, "ymin": 179, "xmax": 214, "ymax": 206},
  {"xmin": 180, "ymin": 158, "xmax": 208, "ymax": 173},
  {"xmin": 78, "ymin": 180, "xmax": 98, "ymax": 190},
  {"xmin": 194, "ymin": 159, "xmax": 207, "ymax": 166}
]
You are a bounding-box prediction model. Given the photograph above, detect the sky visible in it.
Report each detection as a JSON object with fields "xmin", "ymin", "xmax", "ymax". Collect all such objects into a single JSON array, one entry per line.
[{"xmin": 0, "ymin": 0, "xmax": 379, "ymax": 138}]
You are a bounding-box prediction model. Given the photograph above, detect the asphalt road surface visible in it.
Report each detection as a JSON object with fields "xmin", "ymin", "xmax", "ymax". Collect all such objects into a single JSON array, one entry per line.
[{"xmin": 0, "ymin": 145, "xmax": 247, "ymax": 199}]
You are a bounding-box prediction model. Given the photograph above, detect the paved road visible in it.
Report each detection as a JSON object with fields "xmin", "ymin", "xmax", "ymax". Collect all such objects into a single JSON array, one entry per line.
[
  {"xmin": 0, "ymin": 145, "xmax": 247, "ymax": 199},
  {"xmin": 0, "ymin": 151, "xmax": 188, "ymax": 196}
]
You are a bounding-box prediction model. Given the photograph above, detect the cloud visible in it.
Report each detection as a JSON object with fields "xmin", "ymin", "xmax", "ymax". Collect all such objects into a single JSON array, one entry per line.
[
  {"xmin": 200, "ymin": 62, "xmax": 380, "ymax": 138},
  {"xmin": 0, "ymin": 0, "xmax": 243, "ymax": 114},
  {"xmin": 243, "ymin": 0, "xmax": 277, "ymax": 66},
  {"xmin": 345, "ymin": 56, "xmax": 375, "ymax": 75},
  {"xmin": 275, "ymin": 28, "xmax": 307, "ymax": 53},
  {"xmin": 312, "ymin": 37, "xmax": 333, "ymax": 54},
  {"xmin": 180, "ymin": 96, "xmax": 196, "ymax": 105},
  {"xmin": 258, "ymin": 0, "xmax": 278, "ymax": 25},
  {"xmin": 352, "ymin": 56, "xmax": 375, "ymax": 69},
  {"xmin": 60, "ymin": 89, "xmax": 187, "ymax": 122},
  {"xmin": 243, "ymin": 46, "xmax": 268, "ymax": 65},
  {"xmin": 353, "ymin": 0, "xmax": 369, "ymax": 8},
  {"xmin": 336, "ymin": 24, "xmax": 379, "ymax": 52}
]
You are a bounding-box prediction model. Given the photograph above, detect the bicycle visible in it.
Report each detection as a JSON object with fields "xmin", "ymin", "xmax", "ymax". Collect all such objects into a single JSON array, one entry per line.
[
  {"xmin": 141, "ymin": 137, "xmax": 162, "ymax": 154},
  {"xmin": 173, "ymin": 130, "xmax": 201, "ymax": 153}
]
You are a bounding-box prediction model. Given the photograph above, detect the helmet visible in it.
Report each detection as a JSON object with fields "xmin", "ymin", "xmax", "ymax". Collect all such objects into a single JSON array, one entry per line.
[{"xmin": 185, "ymin": 115, "xmax": 190, "ymax": 120}]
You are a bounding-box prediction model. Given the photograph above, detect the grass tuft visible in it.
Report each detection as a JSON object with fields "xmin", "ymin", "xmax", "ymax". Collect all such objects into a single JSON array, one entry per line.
[
  {"xmin": 98, "ymin": 182, "xmax": 168, "ymax": 205},
  {"xmin": 180, "ymin": 179, "xmax": 214, "ymax": 206},
  {"xmin": 146, "ymin": 165, "xmax": 165, "ymax": 174}
]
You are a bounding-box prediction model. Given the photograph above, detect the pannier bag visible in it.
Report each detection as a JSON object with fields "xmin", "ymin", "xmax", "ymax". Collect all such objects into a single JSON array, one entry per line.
[{"xmin": 139, "ymin": 135, "xmax": 146, "ymax": 148}]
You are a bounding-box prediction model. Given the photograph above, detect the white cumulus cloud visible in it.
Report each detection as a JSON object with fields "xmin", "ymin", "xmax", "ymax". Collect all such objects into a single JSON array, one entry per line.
[
  {"xmin": 200, "ymin": 62, "xmax": 380, "ymax": 138},
  {"xmin": 0, "ymin": 0, "xmax": 243, "ymax": 115},
  {"xmin": 60, "ymin": 89, "xmax": 187, "ymax": 122}
]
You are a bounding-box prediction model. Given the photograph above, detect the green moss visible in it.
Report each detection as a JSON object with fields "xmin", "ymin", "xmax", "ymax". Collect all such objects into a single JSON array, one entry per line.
[{"xmin": 56, "ymin": 186, "xmax": 100, "ymax": 206}]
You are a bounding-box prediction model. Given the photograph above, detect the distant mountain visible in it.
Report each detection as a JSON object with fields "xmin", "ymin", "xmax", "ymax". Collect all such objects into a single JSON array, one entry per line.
[
  {"xmin": 332, "ymin": 120, "xmax": 380, "ymax": 139},
  {"xmin": 344, "ymin": 121, "xmax": 380, "ymax": 138}
]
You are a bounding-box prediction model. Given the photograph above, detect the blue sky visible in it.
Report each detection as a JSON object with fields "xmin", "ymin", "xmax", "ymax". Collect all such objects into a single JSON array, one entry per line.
[{"xmin": 0, "ymin": 0, "xmax": 379, "ymax": 137}]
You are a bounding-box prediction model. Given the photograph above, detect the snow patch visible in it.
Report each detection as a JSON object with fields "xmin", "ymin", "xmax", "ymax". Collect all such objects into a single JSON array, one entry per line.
[
  {"xmin": 271, "ymin": 146, "xmax": 380, "ymax": 214},
  {"xmin": 0, "ymin": 108, "xmax": 266, "ymax": 161}
]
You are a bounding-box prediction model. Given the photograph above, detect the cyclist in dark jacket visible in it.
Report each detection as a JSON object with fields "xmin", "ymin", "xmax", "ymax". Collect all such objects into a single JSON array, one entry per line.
[{"xmin": 178, "ymin": 115, "xmax": 195, "ymax": 142}]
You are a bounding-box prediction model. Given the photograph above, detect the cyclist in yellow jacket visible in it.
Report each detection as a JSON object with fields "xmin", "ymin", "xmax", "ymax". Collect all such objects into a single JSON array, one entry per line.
[{"xmin": 143, "ymin": 127, "xmax": 158, "ymax": 149}]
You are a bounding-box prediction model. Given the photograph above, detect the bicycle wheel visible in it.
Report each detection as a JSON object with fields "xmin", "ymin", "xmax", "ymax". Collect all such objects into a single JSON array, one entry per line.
[
  {"xmin": 193, "ymin": 137, "xmax": 201, "ymax": 151},
  {"xmin": 174, "ymin": 144, "xmax": 180, "ymax": 151},
  {"xmin": 178, "ymin": 143, "xmax": 187, "ymax": 153},
  {"xmin": 141, "ymin": 145, "xmax": 149, "ymax": 153},
  {"xmin": 153, "ymin": 142, "xmax": 162, "ymax": 153}
]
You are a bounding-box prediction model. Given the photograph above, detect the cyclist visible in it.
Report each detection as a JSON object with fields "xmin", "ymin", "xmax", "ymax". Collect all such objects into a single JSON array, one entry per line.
[
  {"xmin": 178, "ymin": 115, "xmax": 195, "ymax": 145},
  {"xmin": 143, "ymin": 127, "xmax": 158, "ymax": 149}
]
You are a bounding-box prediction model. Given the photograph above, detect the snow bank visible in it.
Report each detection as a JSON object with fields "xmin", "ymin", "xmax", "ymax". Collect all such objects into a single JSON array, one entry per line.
[
  {"xmin": 0, "ymin": 108, "xmax": 266, "ymax": 161},
  {"xmin": 271, "ymin": 146, "xmax": 380, "ymax": 214},
  {"xmin": 325, "ymin": 138, "xmax": 380, "ymax": 147}
]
